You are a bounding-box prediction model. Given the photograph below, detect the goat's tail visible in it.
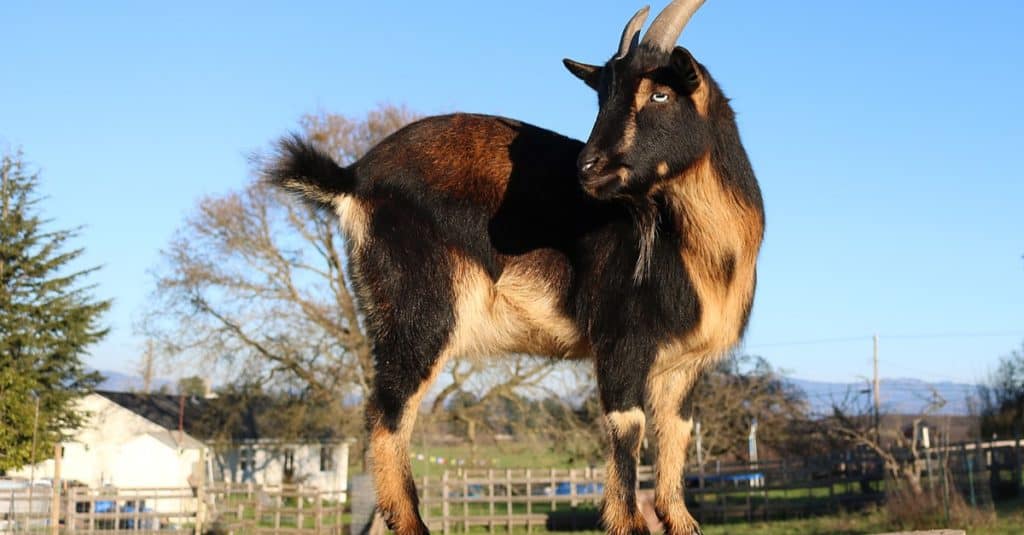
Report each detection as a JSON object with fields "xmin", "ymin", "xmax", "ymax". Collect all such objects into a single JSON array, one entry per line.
[{"xmin": 263, "ymin": 134, "xmax": 357, "ymax": 208}]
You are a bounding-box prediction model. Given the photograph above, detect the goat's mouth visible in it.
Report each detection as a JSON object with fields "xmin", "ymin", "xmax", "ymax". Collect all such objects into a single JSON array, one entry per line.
[{"xmin": 582, "ymin": 167, "xmax": 630, "ymax": 199}]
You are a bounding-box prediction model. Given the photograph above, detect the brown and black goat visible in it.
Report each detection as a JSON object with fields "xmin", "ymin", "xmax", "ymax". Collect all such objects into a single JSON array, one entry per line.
[{"xmin": 267, "ymin": 1, "xmax": 763, "ymax": 533}]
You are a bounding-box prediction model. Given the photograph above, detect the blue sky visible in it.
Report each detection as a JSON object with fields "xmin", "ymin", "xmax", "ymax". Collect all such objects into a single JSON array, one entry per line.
[{"xmin": 2, "ymin": 1, "xmax": 1021, "ymax": 385}]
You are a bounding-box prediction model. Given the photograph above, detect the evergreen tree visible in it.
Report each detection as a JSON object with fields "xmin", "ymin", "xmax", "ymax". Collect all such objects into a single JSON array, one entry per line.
[{"xmin": 0, "ymin": 150, "xmax": 109, "ymax": 471}]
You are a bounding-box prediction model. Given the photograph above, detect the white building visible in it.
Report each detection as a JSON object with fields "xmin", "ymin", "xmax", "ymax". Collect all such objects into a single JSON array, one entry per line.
[
  {"xmin": 210, "ymin": 440, "xmax": 349, "ymax": 498},
  {"xmin": 12, "ymin": 391, "xmax": 349, "ymax": 499},
  {"xmin": 11, "ymin": 393, "xmax": 206, "ymax": 489}
]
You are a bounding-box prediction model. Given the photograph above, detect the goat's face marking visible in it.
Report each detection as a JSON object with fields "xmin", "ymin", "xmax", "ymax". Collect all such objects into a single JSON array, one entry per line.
[
  {"xmin": 566, "ymin": 46, "xmax": 710, "ymax": 201},
  {"xmin": 566, "ymin": 0, "xmax": 711, "ymax": 203}
]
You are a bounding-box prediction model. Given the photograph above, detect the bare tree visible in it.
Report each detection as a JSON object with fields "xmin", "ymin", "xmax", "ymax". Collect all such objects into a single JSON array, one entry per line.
[
  {"xmin": 688, "ymin": 354, "xmax": 812, "ymax": 462},
  {"xmin": 141, "ymin": 105, "xmax": 417, "ymax": 441},
  {"xmin": 426, "ymin": 356, "xmax": 602, "ymax": 461},
  {"xmin": 823, "ymin": 384, "xmax": 947, "ymax": 496},
  {"xmin": 977, "ymin": 341, "xmax": 1024, "ymax": 439}
]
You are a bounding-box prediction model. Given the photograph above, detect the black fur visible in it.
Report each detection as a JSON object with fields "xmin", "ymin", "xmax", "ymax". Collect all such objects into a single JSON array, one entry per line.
[{"xmin": 265, "ymin": 134, "xmax": 355, "ymax": 209}]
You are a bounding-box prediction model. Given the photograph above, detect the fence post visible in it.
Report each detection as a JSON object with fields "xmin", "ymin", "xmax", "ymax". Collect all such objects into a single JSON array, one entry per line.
[
  {"xmin": 487, "ymin": 468, "xmax": 495, "ymax": 534},
  {"xmin": 525, "ymin": 469, "xmax": 532, "ymax": 534},
  {"xmin": 941, "ymin": 434, "xmax": 951, "ymax": 525},
  {"xmin": 49, "ymin": 444, "xmax": 62, "ymax": 535},
  {"xmin": 505, "ymin": 469, "xmax": 513, "ymax": 533},
  {"xmin": 1015, "ymin": 433, "xmax": 1022, "ymax": 496},
  {"xmin": 195, "ymin": 449, "xmax": 208, "ymax": 535},
  {"xmin": 316, "ymin": 489, "xmax": 323, "ymax": 533},
  {"xmin": 255, "ymin": 489, "xmax": 263, "ymax": 531},
  {"xmin": 88, "ymin": 488, "xmax": 95, "ymax": 531},
  {"xmin": 461, "ymin": 470, "xmax": 468, "ymax": 534},
  {"xmin": 274, "ymin": 491, "xmax": 282, "ymax": 533},
  {"xmin": 569, "ymin": 468, "xmax": 577, "ymax": 508},
  {"xmin": 548, "ymin": 463, "xmax": 557, "ymax": 510},
  {"xmin": 65, "ymin": 486, "xmax": 76, "ymax": 533},
  {"xmin": 442, "ymin": 471, "xmax": 450, "ymax": 535},
  {"xmin": 967, "ymin": 455, "xmax": 977, "ymax": 507},
  {"xmin": 297, "ymin": 486, "xmax": 304, "ymax": 530}
]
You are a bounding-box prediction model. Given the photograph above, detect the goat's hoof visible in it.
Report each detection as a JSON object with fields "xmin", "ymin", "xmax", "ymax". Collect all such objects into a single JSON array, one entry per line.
[
  {"xmin": 654, "ymin": 500, "xmax": 703, "ymax": 535},
  {"xmin": 378, "ymin": 509, "xmax": 429, "ymax": 535}
]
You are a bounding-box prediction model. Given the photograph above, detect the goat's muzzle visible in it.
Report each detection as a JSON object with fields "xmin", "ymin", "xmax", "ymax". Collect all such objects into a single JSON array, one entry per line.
[{"xmin": 578, "ymin": 150, "xmax": 626, "ymax": 199}]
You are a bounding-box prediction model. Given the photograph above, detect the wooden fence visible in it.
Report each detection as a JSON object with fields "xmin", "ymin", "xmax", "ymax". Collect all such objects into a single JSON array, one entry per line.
[
  {"xmin": 0, "ymin": 483, "xmax": 345, "ymax": 534},
  {"xmin": 416, "ymin": 458, "xmax": 886, "ymax": 534},
  {"xmin": 208, "ymin": 483, "xmax": 347, "ymax": 535},
  {"xmin": 3, "ymin": 438, "xmax": 1020, "ymax": 534},
  {"xmin": 415, "ymin": 438, "xmax": 1024, "ymax": 533}
]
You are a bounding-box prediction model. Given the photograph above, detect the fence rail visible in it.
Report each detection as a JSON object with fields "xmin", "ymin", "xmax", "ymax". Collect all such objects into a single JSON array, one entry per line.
[
  {"xmin": 416, "ymin": 440, "xmax": 1023, "ymax": 534},
  {"xmin": 3, "ymin": 438, "xmax": 1021, "ymax": 534},
  {"xmin": 0, "ymin": 483, "xmax": 345, "ymax": 535}
]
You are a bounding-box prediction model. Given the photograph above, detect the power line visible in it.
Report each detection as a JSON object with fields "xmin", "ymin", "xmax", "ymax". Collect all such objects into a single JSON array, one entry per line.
[
  {"xmin": 749, "ymin": 336, "xmax": 868, "ymax": 348},
  {"xmin": 884, "ymin": 331, "xmax": 1024, "ymax": 341},
  {"xmin": 746, "ymin": 331, "xmax": 1023, "ymax": 350}
]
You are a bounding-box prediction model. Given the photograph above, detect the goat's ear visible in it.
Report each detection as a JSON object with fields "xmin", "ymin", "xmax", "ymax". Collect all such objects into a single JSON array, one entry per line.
[
  {"xmin": 563, "ymin": 59, "xmax": 602, "ymax": 90},
  {"xmin": 669, "ymin": 47, "xmax": 702, "ymax": 95}
]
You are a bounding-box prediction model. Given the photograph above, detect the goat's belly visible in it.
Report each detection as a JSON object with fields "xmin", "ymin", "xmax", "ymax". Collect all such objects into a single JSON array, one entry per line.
[{"xmin": 447, "ymin": 256, "xmax": 588, "ymax": 360}]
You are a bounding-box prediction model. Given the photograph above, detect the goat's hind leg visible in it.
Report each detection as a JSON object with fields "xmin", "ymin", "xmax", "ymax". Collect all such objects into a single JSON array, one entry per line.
[
  {"xmin": 361, "ymin": 240, "xmax": 456, "ymax": 534},
  {"xmin": 365, "ymin": 324, "xmax": 449, "ymax": 535}
]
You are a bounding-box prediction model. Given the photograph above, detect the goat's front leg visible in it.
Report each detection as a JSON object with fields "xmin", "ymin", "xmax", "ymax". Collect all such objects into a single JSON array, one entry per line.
[
  {"xmin": 647, "ymin": 367, "xmax": 702, "ymax": 535},
  {"xmin": 596, "ymin": 352, "xmax": 653, "ymax": 535}
]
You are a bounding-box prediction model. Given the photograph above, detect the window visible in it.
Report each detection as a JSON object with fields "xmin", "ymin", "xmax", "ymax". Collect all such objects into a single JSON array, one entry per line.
[
  {"xmin": 282, "ymin": 449, "xmax": 296, "ymax": 481},
  {"xmin": 239, "ymin": 447, "xmax": 256, "ymax": 480},
  {"xmin": 320, "ymin": 446, "xmax": 335, "ymax": 472}
]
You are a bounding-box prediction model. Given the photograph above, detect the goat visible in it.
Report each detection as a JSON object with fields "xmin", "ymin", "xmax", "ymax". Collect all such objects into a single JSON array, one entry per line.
[{"xmin": 267, "ymin": 1, "xmax": 763, "ymax": 533}]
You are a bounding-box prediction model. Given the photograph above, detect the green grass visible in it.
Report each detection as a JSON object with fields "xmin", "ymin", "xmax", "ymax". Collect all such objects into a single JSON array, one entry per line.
[
  {"xmin": 422, "ymin": 501, "xmax": 1024, "ymax": 535},
  {"xmin": 409, "ymin": 443, "xmax": 594, "ymax": 478},
  {"xmin": 417, "ymin": 495, "xmax": 1024, "ymax": 535}
]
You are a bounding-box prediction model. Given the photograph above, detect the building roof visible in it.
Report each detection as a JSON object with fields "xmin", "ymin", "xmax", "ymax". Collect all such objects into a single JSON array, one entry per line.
[
  {"xmin": 96, "ymin": 390, "xmax": 206, "ymax": 435},
  {"xmin": 137, "ymin": 430, "xmax": 206, "ymax": 451},
  {"xmin": 94, "ymin": 390, "xmax": 344, "ymax": 443}
]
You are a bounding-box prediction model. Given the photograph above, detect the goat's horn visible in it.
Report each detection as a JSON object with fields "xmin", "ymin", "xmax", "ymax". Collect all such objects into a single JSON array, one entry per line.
[
  {"xmin": 616, "ymin": 6, "xmax": 650, "ymax": 59},
  {"xmin": 640, "ymin": 0, "xmax": 705, "ymax": 53}
]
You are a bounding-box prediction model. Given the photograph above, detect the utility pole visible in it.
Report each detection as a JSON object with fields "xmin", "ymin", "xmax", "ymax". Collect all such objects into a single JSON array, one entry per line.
[{"xmin": 873, "ymin": 334, "xmax": 881, "ymax": 441}]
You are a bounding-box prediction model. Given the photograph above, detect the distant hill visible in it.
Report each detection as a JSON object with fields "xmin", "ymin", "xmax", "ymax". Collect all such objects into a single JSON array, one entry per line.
[
  {"xmin": 93, "ymin": 369, "xmax": 173, "ymax": 394},
  {"xmin": 91, "ymin": 368, "xmax": 976, "ymax": 415},
  {"xmin": 788, "ymin": 377, "xmax": 977, "ymax": 415}
]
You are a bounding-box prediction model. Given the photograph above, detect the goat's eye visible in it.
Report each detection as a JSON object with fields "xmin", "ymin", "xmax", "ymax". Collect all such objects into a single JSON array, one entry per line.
[{"xmin": 650, "ymin": 92, "xmax": 670, "ymax": 103}]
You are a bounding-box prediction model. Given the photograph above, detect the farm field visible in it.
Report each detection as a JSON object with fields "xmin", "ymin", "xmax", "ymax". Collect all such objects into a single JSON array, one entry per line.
[{"xmin": 407, "ymin": 443, "xmax": 593, "ymax": 478}]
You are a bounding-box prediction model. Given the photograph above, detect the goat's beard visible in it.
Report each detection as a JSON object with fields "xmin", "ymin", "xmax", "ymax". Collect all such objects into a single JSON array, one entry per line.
[{"xmin": 628, "ymin": 199, "xmax": 659, "ymax": 285}]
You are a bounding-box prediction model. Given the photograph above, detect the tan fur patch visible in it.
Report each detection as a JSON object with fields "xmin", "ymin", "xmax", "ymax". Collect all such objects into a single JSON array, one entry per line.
[
  {"xmin": 691, "ymin": 76, "xmax": 710, "ymax": 117},
  {"xmin": 620, "ymin": 109, "xmax": 637, "ymax": 154},
  {"xmin": 601, "ymin": 409, "xmax": 648, "ymax": 535},
  {"xmin": 619, "ymin": 78, "xmax": 657, "ymax": 154},
  {"xmin": 634, "ymin": 78, "xmax": 655, "ymax": 114},
  {"xmin": 446, "ymin": 254, "xmax": 588, "ymax": 360},
  {"xmin": 646, "ymin": 368, "xmax": 700, "ymax": 532},
  {"xmin": 368, "ymin": 355, "xmax": 449, "ymax": 533},
  {"xmin": 602, "ymin": 499, "xmax": 649, "ymax": 535},
  {"xmin": 656, "ymin": 161, "xmax": 669, "ymax": 177},
  {"xmin": 334, "ymin": 196, "xmax": 370, "ymax": 250},
  {"xmin": 369, "ymin": 427, "xmax": 420, "ymax": 532},
  {"xmin": 605, "ymin": 408, "xmax": 646, "ymax": 440},
  {"xmin": 653, "ymin": 155, "xmax": 763, "ymax": 371}
]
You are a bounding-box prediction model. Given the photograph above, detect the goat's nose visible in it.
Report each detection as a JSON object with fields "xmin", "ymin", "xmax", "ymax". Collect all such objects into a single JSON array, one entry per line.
[{"xmin": 578, "ymin": 152, "xmax": 602, "ymax": 175}]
